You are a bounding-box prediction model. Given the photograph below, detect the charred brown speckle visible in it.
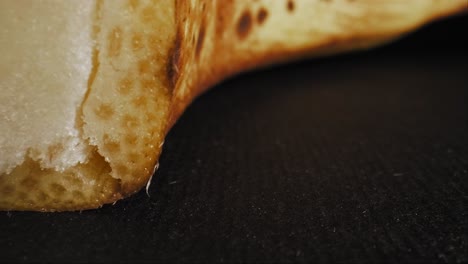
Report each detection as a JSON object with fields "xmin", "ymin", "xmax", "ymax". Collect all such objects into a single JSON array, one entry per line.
[
  {"xmin": 237, "ymin": 10, "xmax": 252, "ymax": 39},
  {"xmin": 287, "ymin": 0, "xmax": 295, "ymax": 12},
  {"xmin": 167, "ymin": 33, "xmax": 182, "ymax": 89},
  {"xmin": 94, "ymin": 104, "xmax": 115, "ymax": 120},
  {"xmin": 257, "ymin": 7, "xmax": 268, "ymax": 24},
  {"xmin": 128, "ymin": 0, "xmax": 139, "ymax": 10},
  {"xmin": 195, "ymin": 22, "xmax": 206, "ymax": 59}
]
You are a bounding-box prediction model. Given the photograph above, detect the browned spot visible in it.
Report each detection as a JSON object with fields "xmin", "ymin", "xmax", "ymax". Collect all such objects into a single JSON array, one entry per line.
[
  {"xmin": 257, "ymin": 7, "xmax": 268, "ymax": 24},
  {"xmin": 127, "ymin": 152, "xmax": 140, "ymax": 164},
  {"xmin": 132, "ymin": 96, "xmax": 148, "ymax": 108},
  {"xmin": 20, "ymin": 178, "xmax": 38, "ymax": 188},
  {"xmin": 150, "ymin": 52, "xmax": 165, "ymax": 71},
  {"xmin": 36, "ymin": 191, "xmax": 50, "ymax": 202},
  {"xmin": 138, "ymin": 60, "xmax": 152, "ymax": 75},
  {"xmin": 132, "ymin": 33, "xmax": 144, "ymax": 51},
  {"xmin": 144, "ymin": 112, "xmax": 157, "ymax": 122},
  {"xmin": 122, "ymin": 115, "xmax": 139, "ymax": 129},
  {"xmin": 167, "ymin": 33, "xmax": 182, "ymax": 89},
  {"xmin": 115, "ymin": 164, "xmax": 129, "ymax": 176},
  {"xmin": 140, "ymin": 78, "xmax": 156, "ymax": 92},
  {"xmin": 124, "ymin": 133, "xmax": 138, "ymax": 145},
  {"xmin": 94, "ymin": 104, "xmax": 114, "ymax": 120},
  {"xmin": 2, "ymin": 185, "xmax": 14, "ymax": 195},
  {"xmin": 17, "ymin": 192, "xmax": 28, "ymax": 200},
  {"xmin": 147, "ymin": 33, "xmax": 163, "ymax": 48},
  {"xmin": 128, "ymin": 0, "xmax": 139, "ymax": 10},
  {"xmin": 141, "ymin": 6, "xmax": 156, "ymax": 23},
  {"xmin": 103, "ymin": 140, "xmax": 121, "ymax": 154},
  {"xmin": 118, "ymin": 77, "xmax": 133, "ymax": 95},
  {"xmin": 195, "ymin": 23, "xmax": 206, "ymax": 59},
  {"xmin": 108, "ymin": 27, "xmax": 123, "ymax": 57},
  {"xmin": 103, "ymin": 133, "xmax": 111, "ymax": 141},
  {"xmin": 72, "ymin": 190, "xmax": 85, "ymax": 200},
  {"xmin": 237, "ymin": 10, "xmax": 252, "ymax": 39},
  {"xmin": 49, "ymin": 183, "xmax": 66, "ymax": 196},
  {"xmin": 287, "ymin": 0, "xmax": 295, "ymax": 12}
]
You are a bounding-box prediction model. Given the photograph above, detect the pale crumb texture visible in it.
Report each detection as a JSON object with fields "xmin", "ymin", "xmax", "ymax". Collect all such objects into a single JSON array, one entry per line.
[{"xmin": 0, "ymin": 0, "xmax": 94, "ymax": 173}]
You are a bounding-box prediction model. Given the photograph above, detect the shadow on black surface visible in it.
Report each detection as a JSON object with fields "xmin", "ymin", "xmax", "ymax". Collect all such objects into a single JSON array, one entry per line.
[{"xmin": 1, "ymin": 14, "xmax": 467, "ymax": 264}]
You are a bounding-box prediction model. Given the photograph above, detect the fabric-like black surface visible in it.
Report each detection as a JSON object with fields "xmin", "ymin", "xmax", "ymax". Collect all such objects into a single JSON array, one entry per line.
[{"xmin": 1, "ymin": 15, "xmax": 467, "ymax": 263}]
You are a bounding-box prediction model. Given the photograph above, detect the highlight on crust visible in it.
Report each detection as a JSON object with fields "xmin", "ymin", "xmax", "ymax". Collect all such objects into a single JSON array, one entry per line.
[{"xmin": 1, "ymin": 0, "xmax": 466, "ymax": 211}]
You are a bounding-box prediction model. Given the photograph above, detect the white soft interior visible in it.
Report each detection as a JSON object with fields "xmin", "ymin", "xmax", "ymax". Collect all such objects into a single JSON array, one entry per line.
[{"xmin": 0, "ymin": 1, "xmax": 95, "ymax": 174}]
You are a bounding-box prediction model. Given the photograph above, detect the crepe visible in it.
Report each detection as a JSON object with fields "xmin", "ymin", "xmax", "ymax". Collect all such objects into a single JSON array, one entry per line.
[{"xmin": 0, "ymin": 0, "xmax": 466, "ymax": 211}]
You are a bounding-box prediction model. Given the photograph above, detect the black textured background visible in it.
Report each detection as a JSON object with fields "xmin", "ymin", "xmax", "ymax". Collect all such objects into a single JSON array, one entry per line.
[{"xmin": 1, "ymin": 15, "xmax": 467, "ymax": 263}]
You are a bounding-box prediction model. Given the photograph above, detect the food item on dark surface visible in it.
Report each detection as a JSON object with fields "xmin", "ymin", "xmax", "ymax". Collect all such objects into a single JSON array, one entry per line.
[{"xmin": 1, "ymin": 0, "xmax": 466, "ymax": 211}]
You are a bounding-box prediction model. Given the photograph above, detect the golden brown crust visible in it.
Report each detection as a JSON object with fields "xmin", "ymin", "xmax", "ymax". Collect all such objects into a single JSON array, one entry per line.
[
  {"xmin": 81, "ymin": 0, "xmax": 176, "ymax": 197},
  {"xmin": 167, "ymin": 0, "xmax": 468, "ymax": 129}
]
